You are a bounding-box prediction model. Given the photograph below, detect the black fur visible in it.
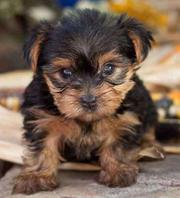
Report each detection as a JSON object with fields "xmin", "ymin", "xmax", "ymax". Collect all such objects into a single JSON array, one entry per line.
[
  {"xmin": 12, "ymin": 10, "xmax": 160, "ymax": 195},
  {"xmin": 22, "ymin": 9, "xmax": 156, "ymax": 159}
]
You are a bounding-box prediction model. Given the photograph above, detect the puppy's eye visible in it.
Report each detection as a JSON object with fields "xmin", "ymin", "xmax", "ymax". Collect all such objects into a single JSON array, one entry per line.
[
  {"xmin": 103, "ymin": 64, "xmax": 115, "ymax": 76},
  {"xmin": 61, "ymin": 68, "xmax": 73, "ymax": 79}
]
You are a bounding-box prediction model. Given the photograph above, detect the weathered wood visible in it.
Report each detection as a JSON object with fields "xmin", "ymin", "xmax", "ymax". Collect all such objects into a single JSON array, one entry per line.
[
  {"xmin": 0, "ymin": 106, "xmax": 22, "ymax": 144},
  {"xmin": 163, "ymin": 146, "xmax": 180, "ymax": 154},
  {"xmin": 0, "ymin": 70, "xmax": 32, "ymax": 89}
]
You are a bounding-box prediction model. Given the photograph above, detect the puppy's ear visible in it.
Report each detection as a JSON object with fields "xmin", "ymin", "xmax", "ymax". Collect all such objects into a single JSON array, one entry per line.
[
  {"xmin": 24, "ymin": 22, "xmax": 53, "ymax": 72},
  {"xmin": 117, "ymin": 14, "xmax": 154, "ymax": 64}
]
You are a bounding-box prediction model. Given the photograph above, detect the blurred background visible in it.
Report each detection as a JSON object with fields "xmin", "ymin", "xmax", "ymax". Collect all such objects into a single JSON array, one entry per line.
[
  {"xmin": 0, "ymin": 0, "xmax": 180, "ymax": 133},
  {"xmin": 0, "ymin": 0, "xmax": 180, "ymax": 180}
]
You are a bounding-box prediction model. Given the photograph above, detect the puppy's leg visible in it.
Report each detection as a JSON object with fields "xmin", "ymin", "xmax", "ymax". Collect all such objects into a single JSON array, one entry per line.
[
  {"xmin": 98, "ymin": 145, "xmax": 139, "ymax": 187},
  {"xmin": 12, "ymin": 134, "xmax": 60, "ymax": 195},
  {"xmin": 96, "ymin": 112, "xmax": 141, "ymax": 187},
  {"xmin": 12, "ymin": 112, "xmax": 65, "ymax": 194}
]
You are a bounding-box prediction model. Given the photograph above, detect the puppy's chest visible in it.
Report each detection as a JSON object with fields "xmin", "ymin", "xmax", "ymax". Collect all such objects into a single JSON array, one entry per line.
[
  {"xmin": 63, "ymin": 122, "xmax": 103, "ymax": 161},
  {"xmin": 62, "ymin": 115, "xmax": 128, "ymax": 161}
]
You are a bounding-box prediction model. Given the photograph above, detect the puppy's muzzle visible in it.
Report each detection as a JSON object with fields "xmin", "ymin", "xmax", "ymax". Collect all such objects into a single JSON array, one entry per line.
[{"xmin": 80, "ymin": 94, "xmax": 97, "ymax": 111}]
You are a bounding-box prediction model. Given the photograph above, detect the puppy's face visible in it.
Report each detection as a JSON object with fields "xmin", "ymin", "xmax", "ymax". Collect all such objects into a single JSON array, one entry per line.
[
  {"xmin": 43, "ymin": 50, "xmax": 134, "ymax": 122},
  {"xmin": 24, "ymin": 10, "xmax": 153, "ymax": 122}
]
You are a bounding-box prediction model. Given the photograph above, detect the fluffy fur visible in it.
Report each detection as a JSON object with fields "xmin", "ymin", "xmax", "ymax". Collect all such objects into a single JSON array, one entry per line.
[{"xmin": 13, "ymin": 9, "xmax": 158, "ymax": 194}]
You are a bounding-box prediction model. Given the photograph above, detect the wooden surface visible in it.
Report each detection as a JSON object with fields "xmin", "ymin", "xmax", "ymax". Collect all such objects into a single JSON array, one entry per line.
[{"xmin": 0, "ymin": 70, "xmax": 32, "ymax": 89}]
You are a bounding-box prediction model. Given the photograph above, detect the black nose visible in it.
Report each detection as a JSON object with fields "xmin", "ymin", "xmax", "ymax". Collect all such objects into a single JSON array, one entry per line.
[{"xmin": 80, "ymin": 95, "xmax": 97, "ymax": 111}]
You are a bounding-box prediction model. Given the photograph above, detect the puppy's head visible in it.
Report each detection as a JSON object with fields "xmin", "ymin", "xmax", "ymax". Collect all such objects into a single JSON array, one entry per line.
[{"xmin": 24, "ymin": 9, "xmax": 153, "ymax": 122}]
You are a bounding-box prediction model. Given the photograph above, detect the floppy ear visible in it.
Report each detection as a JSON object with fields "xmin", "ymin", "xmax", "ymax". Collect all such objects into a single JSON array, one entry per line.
[
  {"xmin": 117, "ymin": 14, "xmax": 154, "ymax": 64},
  {"xmin": 24, "ymin": 22, "xmax": 53, "ymax": 72}
]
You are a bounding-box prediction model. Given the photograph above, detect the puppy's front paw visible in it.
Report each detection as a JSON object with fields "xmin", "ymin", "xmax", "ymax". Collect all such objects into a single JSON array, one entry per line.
[
  {"xmin": 12, "ymin": 172, "xmax": 59, "ymax": 195},
  {"xmin": 97, "ymin": 164, "xmax": 139, "ymax": 187}
]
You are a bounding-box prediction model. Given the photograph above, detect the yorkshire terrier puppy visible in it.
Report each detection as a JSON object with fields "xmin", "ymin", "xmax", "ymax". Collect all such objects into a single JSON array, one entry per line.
[{"xmin": 13, "ymin": 9, "xmax": 158, "ymax": 194}]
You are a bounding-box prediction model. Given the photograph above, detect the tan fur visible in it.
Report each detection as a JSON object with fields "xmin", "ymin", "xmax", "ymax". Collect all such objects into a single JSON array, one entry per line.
[
  {"xmin": 13, "ymin": 105, "xmax": 141, "ymax": 194},
  {"xmin": 125, "ymin": 66, "xmax": 136, "ymax": 80},
  {"xmin": 140, "ymin": 127, "xmax": 164, "ymax": 157},
  {"xmin": 128, "ymin": 32, "xmax": 143, "ymax": 63},
  {"xmin": 52, "ymin": 57, "xmax": 74, "ymax": 68},
  {"xmin": 95, "ymin": 112, "xmax": 140, "ymax": 187},
  {"xmin": 13, "ymin": 110, "xmax": 65, "ymax": 194},
  {"xmin": 95, "ymin": 111, "xmax": 140, "ymax": 148},
  {"xmin": 142, "ymin": 127, "xmax": 156, "ymax": 144},
  {"xmin": 43, "ymin": 47, "xmax": 138, "ymax": 123},
  {"xmin": 45, "ymin": 70, "xmax": 135, "ymax": 122},
  {"xmin": 98, "ymin": 146, "xmax": 139, "ymax": 187},
  {"xmin": 98, "ymin": 50, "xmax": 126, "ymax": 70},
  {"xmin": 98, "ymin": 50, "xmax": 120, "ymax": 65},
  {"xmin": 27, "ymin": 109, "xmax": 140, "ymax": 161},
  {"xmin": 30, "ymin": 35, "xmax": 44, "ymax": 72},
  {"xmin": 15, "ymin": 47, "xmax": 145, "ymax": 193},
  {"xmin": 13, "ymin": 173, "xmax": 58, "ymax": 195},
  {"xmin": 13, "ymin": 142, "xmax": 60, "ymax": 194}
]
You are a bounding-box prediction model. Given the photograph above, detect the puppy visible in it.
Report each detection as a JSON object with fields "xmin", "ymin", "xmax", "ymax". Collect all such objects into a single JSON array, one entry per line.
[{"xmin": 13, "ymin": 9, "xmax": 158, "ymax": 194}]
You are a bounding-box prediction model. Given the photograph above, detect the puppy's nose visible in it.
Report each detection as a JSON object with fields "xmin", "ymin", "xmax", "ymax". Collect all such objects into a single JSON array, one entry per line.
[{"xmin": 80, "ymin": 95, "xmax": 97, "ymax": 111}]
